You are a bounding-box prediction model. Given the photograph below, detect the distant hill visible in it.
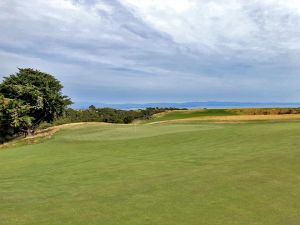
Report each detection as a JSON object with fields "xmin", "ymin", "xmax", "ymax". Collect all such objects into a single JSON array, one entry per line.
[{"xmin": 74, "ymin": 101, "xmax": 300, "ymax": 110}]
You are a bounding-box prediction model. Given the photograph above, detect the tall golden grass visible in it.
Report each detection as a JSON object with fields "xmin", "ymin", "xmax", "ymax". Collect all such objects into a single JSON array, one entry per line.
[
  {"xmin": 181, "ymin": 114, "xmax": 300, "ymax": 122},
  {"xmin": 230, "ymin": 108, "xmax": 300, "ymax": 115}
]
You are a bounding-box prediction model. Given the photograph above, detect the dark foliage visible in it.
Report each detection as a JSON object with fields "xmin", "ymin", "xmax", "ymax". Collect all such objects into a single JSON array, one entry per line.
[
  {"xmin": 48, "ymin": 107, "xmax": 181, "ymax": 126},
  {"xmin": 0, "ymin": 68, "xmax": 71, "ymax": 142}
]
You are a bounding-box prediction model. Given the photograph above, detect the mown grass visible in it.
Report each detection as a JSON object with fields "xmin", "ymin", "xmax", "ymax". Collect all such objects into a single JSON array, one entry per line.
[
  {"xmin": 1, "ymin": 121, "xmax": 300, "ymax": 225},
  {"xmin": 145, "ymin": 108, "xmax": 300, "ymax": 124},
  {"xmin": 147, "ymin": 109, "xmax": 238, "ymax": 123}
]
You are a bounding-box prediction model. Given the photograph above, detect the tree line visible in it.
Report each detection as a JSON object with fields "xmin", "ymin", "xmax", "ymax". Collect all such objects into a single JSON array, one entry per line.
[{"xmin": 45, "ymin": 106, "xmax": 172, "ymax": 126}]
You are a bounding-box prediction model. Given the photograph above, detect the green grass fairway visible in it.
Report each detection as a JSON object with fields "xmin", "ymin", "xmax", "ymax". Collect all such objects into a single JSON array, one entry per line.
[
  {"xmin": 1, "ymin": 121, "xmax": 300, "ymax": 225},
  {"xmin": 148, "ymin": 109, "xmax": 238, "ymax": 123}
]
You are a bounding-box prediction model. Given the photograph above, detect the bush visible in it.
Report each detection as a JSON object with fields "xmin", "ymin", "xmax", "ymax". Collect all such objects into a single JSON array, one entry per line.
[{"xmin": 46, "ymin": 107, "xmax": 182, "ymax": 127}]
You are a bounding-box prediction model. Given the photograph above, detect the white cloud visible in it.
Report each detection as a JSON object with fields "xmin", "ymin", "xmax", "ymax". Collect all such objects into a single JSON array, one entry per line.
[{"xmin": 121, "ymin": 0, "xmax": 300, "ymax": 57}]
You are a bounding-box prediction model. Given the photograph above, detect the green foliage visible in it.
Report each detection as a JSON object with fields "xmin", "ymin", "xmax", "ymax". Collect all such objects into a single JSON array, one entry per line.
[
  {"xmin": 0, "ymin": 95, "xmax": 33, "ymax": 143},
  {"xmin": 0, "ymin": 68, "xmax": 71, "ymax": 140},
  {"xmin": 52, "ymin": 107, "xmax": 174, "ymax": 125}
]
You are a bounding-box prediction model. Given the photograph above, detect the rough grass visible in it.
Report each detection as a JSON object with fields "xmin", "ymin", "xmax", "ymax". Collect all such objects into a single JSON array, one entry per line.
[
  {"xmin": 234, "ymin": 108, "xmax": 300, "ymax": 115},
  {"xmin": 167, "ymin": 114, "xmax": 300, "ymax": 123},
  {"xmin": 1, "ymin": 121, "xmax": 300, "ymax": 225}
]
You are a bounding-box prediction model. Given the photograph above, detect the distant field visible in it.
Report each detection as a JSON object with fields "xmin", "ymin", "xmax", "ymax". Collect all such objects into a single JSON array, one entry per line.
[
  {"xmin": 1, "ymin": 121, "xmax": 300, "ymax": 225},
  {"xmin": 146, "ymin": 109, "xmax": 238, "ymax": 123},
  {"xmin": 146, "ymin": 108, "xmax": 300, "ymax": 123}
]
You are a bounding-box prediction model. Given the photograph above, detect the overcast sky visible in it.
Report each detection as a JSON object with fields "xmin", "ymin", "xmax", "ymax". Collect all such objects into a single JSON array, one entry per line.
[{"xmin": 1, "ymin": 0, "xmax": 300, "ymax": 105}]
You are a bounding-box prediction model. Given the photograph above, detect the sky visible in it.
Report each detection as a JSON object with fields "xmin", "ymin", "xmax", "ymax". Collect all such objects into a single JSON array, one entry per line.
[{"xmin": 1, "ymin": 0, "xmax": 300, "ymax": 106}]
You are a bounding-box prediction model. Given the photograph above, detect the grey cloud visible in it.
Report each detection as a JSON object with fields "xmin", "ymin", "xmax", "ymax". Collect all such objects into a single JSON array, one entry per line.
[{"xmin": 0, "ymin": 0, "xmax": 300, "ymax": 106}]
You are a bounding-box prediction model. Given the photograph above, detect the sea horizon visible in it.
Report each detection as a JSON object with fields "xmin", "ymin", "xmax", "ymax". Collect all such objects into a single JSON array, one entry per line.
[{"xmin": 73, "ymin": 101, "xmax": 300, "ymax": 110}]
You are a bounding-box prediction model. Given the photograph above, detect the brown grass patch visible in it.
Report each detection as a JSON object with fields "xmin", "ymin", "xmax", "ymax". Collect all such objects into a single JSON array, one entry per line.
[{"xmin": 178, "ymin": 114, "xmax": 300, "ymax": 122}]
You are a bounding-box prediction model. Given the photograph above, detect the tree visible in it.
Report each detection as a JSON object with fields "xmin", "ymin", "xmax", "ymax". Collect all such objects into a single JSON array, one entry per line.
[
  {"xmin": 88, "ymin": 105, "xmax": 97, "ymax": 111},
  {"xmin": 0, "ymin": 95, "xmax": 33, "ymax": 142},
  {"xmin": 0, "ymin": 68, "xmax": 72, "ymax": 137}
]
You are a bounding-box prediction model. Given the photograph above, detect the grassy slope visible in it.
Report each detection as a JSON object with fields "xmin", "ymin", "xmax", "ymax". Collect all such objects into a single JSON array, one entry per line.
[
  {"xmin": 147, "ymin": 109, "xmax": 238, "ymax": 123},
  {"xmin": 1, "ymin": 122, "xmax": 300, "ymax": 225},
  {"xmin": 145, "ymin": 109, "xmax": 300, "ymax": 123}
]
